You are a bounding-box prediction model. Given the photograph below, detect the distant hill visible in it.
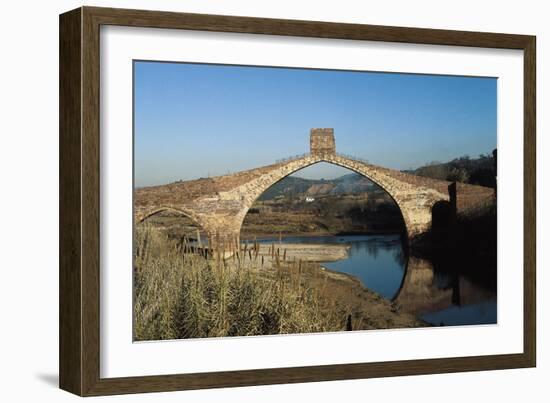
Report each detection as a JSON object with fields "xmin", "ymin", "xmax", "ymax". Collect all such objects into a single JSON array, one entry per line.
[{"xmin": 258, "ymin": 173, "xmax": 378, "ymax": 201}]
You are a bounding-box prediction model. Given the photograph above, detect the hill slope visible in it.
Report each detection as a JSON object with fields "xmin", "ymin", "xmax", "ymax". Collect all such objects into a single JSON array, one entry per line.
[{"xmin": 258, "ymin": 173, "xmax": 378, "ymax": 201}]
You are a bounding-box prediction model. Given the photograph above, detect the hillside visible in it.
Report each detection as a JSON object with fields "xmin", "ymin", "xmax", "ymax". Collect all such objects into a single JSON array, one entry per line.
[
  {"xmin": 244, "ymin": 173, "xmax": 403, "ymax": 237},
  {"xmin": 407, "ymin": 151, "xmax": 496, "ymax": 188},
  {"xmin": 258, "ymin": 173, "xmax": 378, "ymax": 201}
]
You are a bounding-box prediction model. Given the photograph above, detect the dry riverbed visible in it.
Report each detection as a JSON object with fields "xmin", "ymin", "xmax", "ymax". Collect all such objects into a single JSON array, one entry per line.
[{"xmin": 253, "ymin": 242, "xmax": 350, "ymax": 262}]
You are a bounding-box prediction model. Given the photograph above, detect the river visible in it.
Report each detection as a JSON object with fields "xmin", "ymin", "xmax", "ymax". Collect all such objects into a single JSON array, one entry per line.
[{"xmin": 258, "ymin": 234, "xmax": 496, "ymax": 327}]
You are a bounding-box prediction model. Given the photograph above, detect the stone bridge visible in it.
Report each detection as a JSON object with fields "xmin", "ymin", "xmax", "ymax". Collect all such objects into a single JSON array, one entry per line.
[{"xmin": 135, "ymin": 129, "xmax": 494, "ymax": 249}]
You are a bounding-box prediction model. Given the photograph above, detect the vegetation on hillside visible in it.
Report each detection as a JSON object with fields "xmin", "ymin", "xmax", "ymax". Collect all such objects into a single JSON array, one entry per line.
[
  {"xmin": 408, "ymin": 151, "xmax": 496, "ymax": 187},
  {"xmin": 243, "ymin": 173, "xmax": 404, "ymax": 237},
  {"xmin": 257, "ymin": 173, "xmax": 376, "ymax": 201}
]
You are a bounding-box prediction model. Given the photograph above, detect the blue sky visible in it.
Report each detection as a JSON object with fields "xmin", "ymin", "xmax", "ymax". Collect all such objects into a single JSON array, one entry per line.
[{"xmin": 134, "ymin": 61, "xmax": 496, "ymax": 187}]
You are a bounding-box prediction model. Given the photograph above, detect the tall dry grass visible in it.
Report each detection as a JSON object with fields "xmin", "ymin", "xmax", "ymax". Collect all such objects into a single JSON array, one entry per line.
[{"xmin": 133, "ymin": 225, "xmax": 347, "ymax": 340}]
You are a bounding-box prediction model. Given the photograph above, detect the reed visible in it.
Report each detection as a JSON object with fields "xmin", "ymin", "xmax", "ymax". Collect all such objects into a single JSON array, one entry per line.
[{"xmin": 133, "ymin": 226, "xmax": 348, "ymax": 340}]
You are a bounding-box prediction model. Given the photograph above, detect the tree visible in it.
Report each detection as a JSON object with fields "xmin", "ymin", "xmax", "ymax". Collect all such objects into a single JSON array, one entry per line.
[{"xmin": 446, "ymin": 167, "xmax": 469, "ymax": 183}]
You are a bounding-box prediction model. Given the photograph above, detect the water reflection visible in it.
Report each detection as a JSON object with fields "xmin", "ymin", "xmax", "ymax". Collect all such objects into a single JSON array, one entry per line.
[
  {"xmin": 323, "ymin": 235, "xmax": 406, "ymax": 300},
  {"xmin": 259, "ymin": 234, "xmax": 497, "ymax": 327},
  {"xmin": 399, "ymin": 258, "xmax": 497, "ymax": 326}
]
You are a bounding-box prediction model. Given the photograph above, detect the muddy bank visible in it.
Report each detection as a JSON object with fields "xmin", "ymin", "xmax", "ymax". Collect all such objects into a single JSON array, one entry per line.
[{"xmin": 316, "ymin": 265, "xmax": 427, "ymax": 330}]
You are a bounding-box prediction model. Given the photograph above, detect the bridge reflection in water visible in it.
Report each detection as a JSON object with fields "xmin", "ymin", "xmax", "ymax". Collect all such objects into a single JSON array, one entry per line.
[
  {"xmin": 394, "ymin": 256, "xmax": 496, "ymax": 326},
  {"xmin": 265, "ymin": 235, "xmax": 496, "ymax": 327}
]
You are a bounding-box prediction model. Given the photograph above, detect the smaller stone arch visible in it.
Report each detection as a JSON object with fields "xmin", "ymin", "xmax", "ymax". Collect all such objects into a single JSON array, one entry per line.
[
  {"xmin": 135, "ymin": 206, "xmax": 209, "ymax": 248},
  {"xmin": 135, "ymin": 206, "xmax": 203, "ymax": 226}
]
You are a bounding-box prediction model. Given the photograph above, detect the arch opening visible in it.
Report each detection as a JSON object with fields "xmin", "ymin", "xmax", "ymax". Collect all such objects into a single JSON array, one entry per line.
[
  {"xmin": 136, "ymin": 207, "xmax": 208, "ymax": 254},
  {"xmin": 240, "ymin": 160, "xmax": 409, "ymax": 242},
  {"xmin": 239, "ymin": 162, "xmax": 409, "ymax": 300}
]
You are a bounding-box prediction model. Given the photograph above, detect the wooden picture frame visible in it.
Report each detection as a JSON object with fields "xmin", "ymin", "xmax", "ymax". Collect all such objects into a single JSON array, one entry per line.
[{"xmin": 59, "ymin": 6, "xmax": 536, "ymax": 396}]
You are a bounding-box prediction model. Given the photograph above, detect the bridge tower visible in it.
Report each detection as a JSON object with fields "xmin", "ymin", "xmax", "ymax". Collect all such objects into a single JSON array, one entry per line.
[{"xmin": 310, "ymin": 128, "xmax": 336, "ymax": 155}]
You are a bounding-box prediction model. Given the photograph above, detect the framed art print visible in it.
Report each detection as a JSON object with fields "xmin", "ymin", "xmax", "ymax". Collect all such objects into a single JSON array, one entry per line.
[{"xmin": 59, "ymin": 6, "xmax": 536, "ymax": 396}]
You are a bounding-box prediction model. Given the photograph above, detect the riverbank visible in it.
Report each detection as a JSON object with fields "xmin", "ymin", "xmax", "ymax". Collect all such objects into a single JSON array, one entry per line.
[
  {"xmin": 315, "ymin": 265, "xmax": 427, "ymax": 330},
  {"xmin": 239, "ymin": 241, "xmax": 426, "ymax": 331},
  {"xmin": 241, "ymin": 228, "xmax": 402, "ymax": 240},
  {"xmin": 241, "ymin": 195, "xmax": 404, "ymax": 238}
]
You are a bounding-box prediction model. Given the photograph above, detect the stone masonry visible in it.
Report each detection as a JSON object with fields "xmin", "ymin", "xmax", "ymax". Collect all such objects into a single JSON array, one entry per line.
[
  {"xmin": 135, "ymin": 129, "xmax": 494, "ymax": 250},
  {"xmin": 310, "ymin": 128, "xmax": 336, "ymax": 155}
]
